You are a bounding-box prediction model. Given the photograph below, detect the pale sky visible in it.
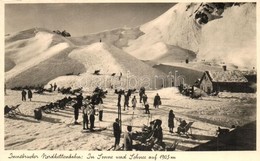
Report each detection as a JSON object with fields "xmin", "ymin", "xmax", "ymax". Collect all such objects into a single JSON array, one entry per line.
[{"xmin": 5, "ymin": 3, "xmax": 175, "ymax": 37}]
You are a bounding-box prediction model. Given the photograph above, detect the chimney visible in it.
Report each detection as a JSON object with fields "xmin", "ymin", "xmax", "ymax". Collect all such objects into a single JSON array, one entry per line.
[{"xmin": 222, "ymin": 65, "xmax": 227, "ymax": 71}]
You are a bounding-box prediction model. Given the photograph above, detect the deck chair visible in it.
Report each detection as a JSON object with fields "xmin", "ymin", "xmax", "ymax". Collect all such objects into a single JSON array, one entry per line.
[
  {"xmin": 177, "ymin": 121, "xmax": 194, "ymax": 137},
  {"xmin": 4, "ymin": 104, "xmax": 21, "ymax": 117}
]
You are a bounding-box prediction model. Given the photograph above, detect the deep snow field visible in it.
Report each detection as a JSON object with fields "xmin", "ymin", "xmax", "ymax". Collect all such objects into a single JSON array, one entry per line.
[{"xmin": 4, "ymin": 88, "xmax": 256, "ymax": 151}]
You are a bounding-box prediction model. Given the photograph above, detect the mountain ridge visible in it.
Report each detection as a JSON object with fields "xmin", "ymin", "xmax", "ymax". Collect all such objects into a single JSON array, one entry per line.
[{"xmin": 5, "ymin": 2, "xmax": 256, "ymax": 89}]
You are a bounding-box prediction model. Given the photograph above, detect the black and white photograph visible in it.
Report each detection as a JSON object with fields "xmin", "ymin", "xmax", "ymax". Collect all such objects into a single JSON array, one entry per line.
[{"xmin": 1, "ymin": 0, "xmax": 259, "ymax": 160}]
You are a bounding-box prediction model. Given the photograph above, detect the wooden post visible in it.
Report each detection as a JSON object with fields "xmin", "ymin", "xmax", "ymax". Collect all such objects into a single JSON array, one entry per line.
[{"xmin": 118, "ymin": 99, "xmax": 122, "ymax": 131}]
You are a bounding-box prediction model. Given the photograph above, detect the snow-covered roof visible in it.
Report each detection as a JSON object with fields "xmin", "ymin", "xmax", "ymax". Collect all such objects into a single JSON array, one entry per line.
[{"xmin": 206, "ymin": 70, "xmax": 248, "ymax": 83}]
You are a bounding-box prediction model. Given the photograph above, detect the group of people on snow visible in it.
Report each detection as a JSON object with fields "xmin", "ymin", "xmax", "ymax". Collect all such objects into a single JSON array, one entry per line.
[
  {"xmin": 111, "ymin": 87, "xmax": 178, "ymax": 151},
  {"xmin": 73, "ymin": 87, "xmax": 105, "ymax": 131},
  {"xmin": 18, "ymin": 84, "xmax": 181, "ymax": 151},
  {"xmin": 21, "ymin": 88, "xmax": 33, "ymax": 101}
]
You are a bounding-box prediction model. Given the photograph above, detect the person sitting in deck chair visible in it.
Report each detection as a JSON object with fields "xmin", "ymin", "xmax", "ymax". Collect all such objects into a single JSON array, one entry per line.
[
  {"xmin": 5, "ymin": 105, "xmax": 14, "ymax": 116},
  {"xmin": 4, "ymin": 104, "xmax": 21, "ymax": 117},
  {"xmin": 176, "ymin": 120, "xmax": 187, "ymax": 134},
  {"xmin": 146, "ymin": 119, "xmax": 165, "ymax": 150}
]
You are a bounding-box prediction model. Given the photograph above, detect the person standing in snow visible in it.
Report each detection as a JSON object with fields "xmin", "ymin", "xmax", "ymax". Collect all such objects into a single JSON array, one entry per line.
[
  {"xmin": 28, "ymin": 88, "xmax": 33, "ymax": 101},
  {"xmin": 131, "ymin": 96, "xmax": 137, "ymax": 110},
  {"xmin": 123, "ymin": 125, "xmax": 133, "ymax": 151},
  {"xmin": 77, "ymin": 93, "xmax": 83, "ymax": 107},
  {"xmin": 73, "ymin": 93, "xmax": 83, "ymax": 125},
  {"xmin": 89, "ymin": 106, "xmax": 96, "ymax": 131},
  {"xmin": 113, "ymin": 118, "xmax": 121, "ymax": 149},
  {"xmin": 21, "ymin": 89, "xmax": 27, "ymax": 101},
  {"xmin": 119, "ymin": 72, "xmax": 122, "ymax": 80},
  {"xmin": 144, "ymin": 102, "xmax": 150, "ymax": 114},
  {"xmin": 50, "ymin": 84, "xmax": 53, "ymax": 92},
  {"xmin": 168, "ymin": 110, "xmax": 175, "ymax": 133},
  {"xmin": 117, "ymin": 89, "xmax": 123, "ymax": 107},
  {"xmin": 73, "ymin": 103, "xmax": 81, "ymax": 125},
  {"xmin": 142, "ymin": 93, "xmax": 148, "ymax": 105},
  {"xmin": 153, "ymin": 93, "xmax": 161, "ymax": 108},
  {"xmin": 123, "ymin": 91, "xmax": 130, "ymax": 110},
  {"xmin": 82, "ymin": 103, "xmax": 91, "ymax": 130},
  {"xmin": 53, "ymin": 83, "xmax": 57, "ymax": 91},
  {"xmin": 139, "ymin": 87, "xmax": 145, "ymax": 103},
  {"xmin": 98, "ymin": 103, "xmax": 104, "ymax": 121}
]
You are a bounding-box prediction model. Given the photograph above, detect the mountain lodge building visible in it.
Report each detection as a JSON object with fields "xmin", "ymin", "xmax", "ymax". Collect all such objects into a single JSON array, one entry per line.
[{"xmin": 199, "ymin": 70, "xmax": 251, "ymax": 94}]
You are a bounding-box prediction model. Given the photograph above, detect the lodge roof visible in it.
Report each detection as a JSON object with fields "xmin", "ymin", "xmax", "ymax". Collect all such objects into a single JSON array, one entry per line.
[{"xmin": 205, "ymin": 70, "xmax": 248, "ymax": 83}]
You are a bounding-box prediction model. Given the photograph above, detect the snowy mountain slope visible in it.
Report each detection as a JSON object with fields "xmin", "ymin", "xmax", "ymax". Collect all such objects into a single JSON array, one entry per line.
[
  {"xmin": 6, "ymin": 47, "xmax": 86, "ymax": 88},
  {"xmin": 5, "ymin": 31, "xmax": 70, "ymax": 81},
  {"xmin": 5, "ymin": 29, "xmax": 85, "ymax": 88},
  {"xmin": 68, "ymin": 27, "xmax": 144, "ymax": 49},
  {"xmin": 198, "ymin": 3, "xmax": 256, "ymax": 68},
  {"xmin": 48, "ymin": 42, "xmax": 166, "ymax": 90},
  {"xmin": 124, "ymin": 3, "xmax": 201, "ymax": 60},
  {"xmin": 124, "ymin": 3, "xmax": 256, "ymax": 69},
  {"xmin": 5, "ymin": 28, "xmax": 166, "ymax": 89},
  {"xmin": 152, "ymin": 45, "xmax": 196, "ymax": 65}
]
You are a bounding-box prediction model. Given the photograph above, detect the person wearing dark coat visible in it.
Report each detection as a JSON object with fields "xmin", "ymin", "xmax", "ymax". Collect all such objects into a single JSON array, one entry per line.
[
  {"xmin": 144, "ymin": 103, "xmax": 150, "ymax": 114},
  {"xmin": 153, "ymin": 93, "xmax": 161, "ymax": 108},
  {"xmin": 28, "ymin": 89, "xmax": 33, "ymax": 101},
  {"xmin": 123, "ymin": 92, "xmax": 130, "ymax": 110},
  {"xmin": 50, "ymin": 84, "xmax": 53, "ymax": 92},
  {"xmin": 74, "ymin": 93, "xmax": 83, "ymax": 125},
  {"xmin": 147, "ymin": 119, "xmax": 163, "ymax": 146},
  {"xmin": 53, "ymin": 83, "xmax": 57, "ymax": 91},
  {"xmin": 117, "ymin": 89, "xmax": 123, "ymax": 107},
  {"xmin": 91, "ymin": 93, "xmax": 99, "ymax": 105},
  {"xmin": 73, "ymin": 103, "xmax": 80, "ymax": 125},
  {"xmin": 98, "ymin": 103, "xmax": 104, "ymax": 121},
  {"xmin": 177, "ymin": 120, "xmax": 187, "ymax": 134},
  {"xmin": 139, "ymin": 87, "xmax": 145, "ymax": 103},
  {"xmin": 76, "ymin": 93, "xmax": 83, "ymax": 107},
  {"xmin": 21, "ymin": 89, "xmax": 27, "ymax": 101},
  {"xmin": 168, "ymin": 110, "xmax": 175, "ymax": 133},
  {"xmin": 89, "ymin": 106, "xmax": 95, "ymax": 131},
  {"xmin": 142, "ymin": 94, "xmax": 148, "ymax": 105},
  {"xmin": 113, "ymin": 118, "xmax": 121, "ymax": 149},
  {"xmin": 131, "ymin": 96, "xmax": 137, "ymax": 110}
]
